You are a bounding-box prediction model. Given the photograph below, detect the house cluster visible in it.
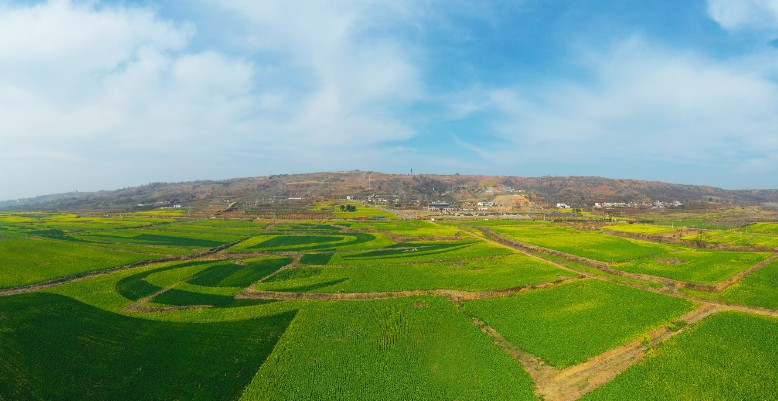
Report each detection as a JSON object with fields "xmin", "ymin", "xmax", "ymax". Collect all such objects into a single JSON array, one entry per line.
[
  {"xmin": 593, "ymin": 200, "xmax": 684, "ymax": 209},
  {"xmin": 593, "ymin": 202, "xmax": 629, "ymax": 209},
  {"xmin": 427, "ymin": 202, "xmax": 456, "ymax": 213}
]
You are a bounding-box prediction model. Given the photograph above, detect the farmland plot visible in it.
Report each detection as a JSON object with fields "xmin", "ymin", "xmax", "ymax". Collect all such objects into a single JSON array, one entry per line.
[
  {"xmin": 601, "ymin": 223, "xmax": 682, "ymax": 235},
  {"xmin": 0, "ymin": 236, "xmax": 165, "ymax": 288},
  {"xmin": 328, "ymin": 239, "xmax": 514, "ymax": 265},
  {"xmin": 241, "ymin": 296, "xmax": 536, "ymax": 401},
  {"xmin": 0, "ymin": 292, "xmax": 296, "ymax": 401},
  {"xmin": 462, "ymin": 279, "xmax": 695, "ymax": 367},
  {"xmin": 347, "ymin": 220, "xmax": 462, "ymax": 237},
  {"xmin": 230, "ymin": 232, "xmax": 395, "ymax": 252},
  {"xmin": 683, "ymin": 259, "xmax": 778, "ymax": 309},
  {"xmin": 490, "ymin": 225, "xmax": 667, "ymax": 262},
  {"xmin": 683, "ymin": 231, "xmax": 778, "ymax": 249},
  {"xmin": 584, "ymin": 312, "xmax": 778, "ymax": 401},
  {"xmin": 613, "ymin": 248, "xmax": 771, "ymax": 284},
  {"xmin": 254, "ymin": 254, "xmax": 576, "ymax": 293}
]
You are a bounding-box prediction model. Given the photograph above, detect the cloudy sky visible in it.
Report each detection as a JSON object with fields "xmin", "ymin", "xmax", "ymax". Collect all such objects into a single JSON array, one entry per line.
[{"xmin": 2, "ymin": 0, "xmax": 778, "ymax": 200}]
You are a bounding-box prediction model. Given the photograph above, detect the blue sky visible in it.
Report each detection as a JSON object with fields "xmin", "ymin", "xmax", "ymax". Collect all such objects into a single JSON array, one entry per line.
[{"xmin": 2, "ymin": 0, "xmax": 778, "ymax": 200}]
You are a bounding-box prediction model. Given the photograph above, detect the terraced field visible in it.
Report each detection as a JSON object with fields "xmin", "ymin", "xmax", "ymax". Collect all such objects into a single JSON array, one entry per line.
[{"xmin": 1, "ymin": 214, "xmax": 777, "ymax": 400}]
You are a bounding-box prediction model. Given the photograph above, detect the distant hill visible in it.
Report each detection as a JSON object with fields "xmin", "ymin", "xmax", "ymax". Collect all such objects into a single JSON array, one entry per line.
[{"xmin": 2, "ymin": 171, "xmax": 777, "ymax": 212}]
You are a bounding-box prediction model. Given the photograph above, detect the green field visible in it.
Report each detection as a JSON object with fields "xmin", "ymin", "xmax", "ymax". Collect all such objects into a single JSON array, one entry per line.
[
  {"xmin": 462, "ymin": 280, "xmax": 695, "ymax": 367},
  {"xmin": 602, "ymin": 223, "xmax": 682, "ymax": 234},
  {"xmin": 230, "ymin": 232, "xmax": 395, "ymax": 252},
  {"xmin": 241, "ymin": 296, "xmax": 537, "ymax": 401},
  {"xmin": 740, "ymin": 222, "xmax": 778, "ymax": 234},
  {"xmin": 683, "ymin": 260, "xmax": 778, "ymax": 309},
  {"xmin": 348, "ymin": 220, "xmax": 462, "ymax": 237},
  {"xmin": 2, "ymin": 212, "xmax": 778, "ymax": 400},
  {"xmin": 490, "ymin": 224, "xmax": 668, "ymax": 262},
  {"xmin": 584, "ymin": 312, "xmax": 778, "ymax": 400},
  {"xmin": 254, "ymin": 254, "xmax": 577, "ymax": 293},
  {"xmin": 0, "ymin": 292, "xmax": 295, "ymax": 401},
  {"xmin": 311, "ymin": 201, "xmax": 398, "ymax": 219},
  {"xmin": 0, "ymin": 237, "xmax": 165, "ymax": 288},
  {"xmin": 613, "ymin": 248, "xmax": 771, "ymax": 284},
  {"xmin": 684, "ymin": 230, "xmax": 778, "ymax": 248}
]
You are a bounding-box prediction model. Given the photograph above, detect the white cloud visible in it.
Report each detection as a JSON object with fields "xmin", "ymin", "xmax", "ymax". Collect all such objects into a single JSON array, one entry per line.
[
  {"xmin": 471, "ymin": 39, "xmax": 778, "ymax": 184},
  {"xmin": 214, "ymin": 0, "xmax": 423, "ymax": 147},
  {"xmin": 0, "ymin": 1, "xmax": 262, "ymax": 198},
  {"xmin": 708, "ymin": 0, "xmax": 778, "ymax": 32},
  {"xmin": 0, "ymin": 0, "xmax": 427, "ymax": 199}
]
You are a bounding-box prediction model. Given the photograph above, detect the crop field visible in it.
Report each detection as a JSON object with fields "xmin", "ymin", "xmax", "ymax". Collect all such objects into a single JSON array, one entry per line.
[
  {"xmin": 327, "ymin": 239, "xmax": 514, "ymax": 265},
  {"xmin": 0, "ymin": 236, "xmax": 165, "ymax": 288},
  {"xmin": 584, "ymin": 312, "xmax": 778, "ymax": 400},
  {"xmin": 312, "ymin": 200, "xmax": 398, "ymax": 219},
  {"xmin": 241, "ymin": 296, "xmax": 536, "ymax": 401},
  {"xmin": 1, "ymin": 213, "xmax": 777, "ymax": 400},
  {"xmin": 740, "ymin": 222, "xmax": 778, "ymax": 234},
  {"xmin": 75, "ymin": 228, "xmax": 245, "ymax": 248},
  {"xmin": 254, "ymin": 254, "xmax": 577, "ymax": 293},
  {"xmin": 230, "ymin": 232, "xmax": 395, "ymax": 252},
  {"xmin": 683, "ymin": 260, "xmax": 778, "ymax": 309},
  {"xmin": 462, "ymin": 279, "xmax": 695, "ymax": 367},
  {"xmin": 347, "ymin": 219, "xmax": 462, "ymax": 237},
  {"xmin": 685, "ymin": 230, "xmax": 778, "ymax": 248},
  {"xmin": 601, "ymin": 223, "xmax": 682, "ymax": 235},
  {"xmin": 613, "ymin": 248, "xmax": 771, "ymax": 284},
  {"xmin": 0, "ymin": 292, "xmax": 295, "ymax": 401},
  {"xmin": 490, "ymin": 224, "xmax": 668, "ymax": 262}
]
